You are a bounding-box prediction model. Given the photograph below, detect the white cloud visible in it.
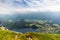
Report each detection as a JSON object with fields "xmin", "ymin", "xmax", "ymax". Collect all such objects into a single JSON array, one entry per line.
[{"xmin": 0, "ymin": 0, "xmax": 60, "ymax": 14}]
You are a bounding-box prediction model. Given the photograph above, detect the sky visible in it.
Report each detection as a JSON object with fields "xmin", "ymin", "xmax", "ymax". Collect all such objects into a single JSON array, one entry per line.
[{"xmin": 0, "ymin": 0, "xmax": 60, "ymax": 14}]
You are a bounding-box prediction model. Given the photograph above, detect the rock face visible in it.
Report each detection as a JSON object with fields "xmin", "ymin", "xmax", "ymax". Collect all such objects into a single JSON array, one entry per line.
[{"xmin": 0, "ymin": 26, "xmax": 8, "ymax": 30}]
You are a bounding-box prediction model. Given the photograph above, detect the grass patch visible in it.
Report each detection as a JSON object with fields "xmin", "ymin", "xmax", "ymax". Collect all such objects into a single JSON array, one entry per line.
[{"xmin": 0, "ymin": 30, "xmax": 60, "ymax": 40}]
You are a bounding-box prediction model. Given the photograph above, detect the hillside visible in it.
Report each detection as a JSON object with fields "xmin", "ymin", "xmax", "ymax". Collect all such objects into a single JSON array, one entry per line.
[
  {"xmin": 0, "ymin": 29, "xmax": 60, "ymax": 40},
  {"xmin": 0, "ymin": 19, "xmax": 60, "ymax": 33},
  {"xmin": 0, "ymin": 19, "xmax": 60, "ymax": 40}
]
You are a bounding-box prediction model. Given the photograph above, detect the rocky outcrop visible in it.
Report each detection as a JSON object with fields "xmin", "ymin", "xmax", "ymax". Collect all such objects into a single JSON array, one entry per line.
[{"xmin": 0, "ymin": 26, "xmax": 8, "ymax": 30}]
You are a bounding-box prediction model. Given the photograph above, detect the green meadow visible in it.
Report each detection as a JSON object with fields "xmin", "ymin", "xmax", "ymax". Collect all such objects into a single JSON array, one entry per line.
[{"xmin": 0, "ymin": 30, "xmax": 60, "ymax": 40}]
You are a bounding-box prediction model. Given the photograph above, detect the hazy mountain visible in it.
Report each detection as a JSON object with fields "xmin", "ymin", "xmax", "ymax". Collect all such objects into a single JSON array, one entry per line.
[{"xmin": 0, "ymin": 12, "xmax": 60, "ymax": 24}]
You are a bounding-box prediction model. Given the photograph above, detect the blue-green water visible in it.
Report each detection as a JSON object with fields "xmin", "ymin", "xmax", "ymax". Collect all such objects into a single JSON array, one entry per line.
[{"xmin": 12, "ymin": 28, "xmax": 38, "ymax": 33}]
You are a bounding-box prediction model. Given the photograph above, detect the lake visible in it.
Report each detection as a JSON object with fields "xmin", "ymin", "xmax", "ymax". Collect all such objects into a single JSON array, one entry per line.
[{"xmin": 12, "ymin": 28, "xmax": 38, "ymax": 33}]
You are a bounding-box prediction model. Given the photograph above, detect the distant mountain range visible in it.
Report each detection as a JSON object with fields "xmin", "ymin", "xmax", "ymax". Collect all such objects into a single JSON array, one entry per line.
[{"xmin": 0, "ymin": 12, "xmax": 60, "ymax": 24}]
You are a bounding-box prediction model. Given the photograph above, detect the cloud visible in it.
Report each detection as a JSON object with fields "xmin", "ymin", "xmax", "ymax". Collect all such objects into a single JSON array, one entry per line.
[{"xmin": 0, "ymin": 0, "xmax": 60, "ymax": 14}]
